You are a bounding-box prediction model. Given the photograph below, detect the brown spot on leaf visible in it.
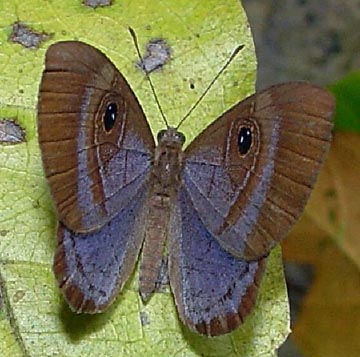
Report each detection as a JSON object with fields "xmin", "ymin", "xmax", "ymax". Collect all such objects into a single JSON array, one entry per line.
[
  {"xmin": 13, "ymin": 290, "xmax": 26, "ymax": 303},
  {"xmin": 9, "ymin": 22, "xmax": 51, "ymax": 49},
  {"xmin": 136, "ymin": 38, "xmax": 172, "ymax": 74},
  {"xmin": 140, "ymin": 311, "xmax": 150, "ymax": 326},
  {"xmin": 83, "ymin": 0, "xmax": 112, "ymax": 8},
  {"xmin": 0, "ymin": 118, "xmax": 25, "ymax": 144}
]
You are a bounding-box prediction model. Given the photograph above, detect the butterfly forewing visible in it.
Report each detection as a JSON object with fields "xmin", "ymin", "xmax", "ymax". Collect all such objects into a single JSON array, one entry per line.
[
  {"xmin": 183, "ymin": 82, "xmax": 334, "ymax": 260},
  {"xmin": 38, "ymin": 41, "xmax": 155, "ymax": 233}
]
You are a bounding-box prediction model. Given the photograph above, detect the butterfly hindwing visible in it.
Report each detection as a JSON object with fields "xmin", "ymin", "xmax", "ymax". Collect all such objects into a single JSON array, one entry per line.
[
  {"xmin": 53, "ymin": 183, "xmax": 149, "ymax": 313},
  {"xmin": 169, "ymin": 188, "xmax": 266, "ymax": 336}
]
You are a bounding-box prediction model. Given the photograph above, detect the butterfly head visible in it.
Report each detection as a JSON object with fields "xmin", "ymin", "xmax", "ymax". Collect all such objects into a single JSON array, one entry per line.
[{"xmin": 157, "ymin": 127, "xmax": 185, "ymax": 149}]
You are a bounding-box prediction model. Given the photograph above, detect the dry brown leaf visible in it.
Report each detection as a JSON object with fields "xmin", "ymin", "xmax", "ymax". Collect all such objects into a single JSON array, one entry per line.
[
  {"xmin": 289, "ymin": 240, "xmax": 360, "ymax": 356},
  {"xmin": 305, "ymin": 132, "xmax": 360, "ymax": 268},
  {"xmin": 282, "ymin": 131, "xmax": 360, "ymax": 356}
]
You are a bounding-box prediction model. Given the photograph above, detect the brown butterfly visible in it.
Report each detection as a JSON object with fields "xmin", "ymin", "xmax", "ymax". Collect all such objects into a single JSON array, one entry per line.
[{"xmin": 37, "ymin": 40, "xmax": 334, "ymax": 336}]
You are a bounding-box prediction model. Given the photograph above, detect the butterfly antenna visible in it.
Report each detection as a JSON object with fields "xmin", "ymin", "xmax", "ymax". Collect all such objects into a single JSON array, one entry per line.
[
  {"xmin": 129, "ymin": 27, "xmax": 170, "ymax": 128},
  {"xmin": 176, "ymin": 44, "xmax": 244, "ymax": 130}
]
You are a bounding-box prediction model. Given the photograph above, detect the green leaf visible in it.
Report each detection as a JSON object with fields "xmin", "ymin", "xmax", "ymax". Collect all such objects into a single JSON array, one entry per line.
[
  {"xmin": 0, "ymin": 318, "xmax": 23, "ymax": 357},
  {"xmin": 328, "ymin": 71, "xmax": 360, "ymax": 132},
  {"xmin": 0, "ymin": 0, "xmax": 290, "ymax": 355}
]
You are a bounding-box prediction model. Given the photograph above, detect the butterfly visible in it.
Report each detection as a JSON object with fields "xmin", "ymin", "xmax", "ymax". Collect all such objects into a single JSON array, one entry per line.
[{"xmin": 37, "ymin": 40, "xmax": 334, "ymax": 336}]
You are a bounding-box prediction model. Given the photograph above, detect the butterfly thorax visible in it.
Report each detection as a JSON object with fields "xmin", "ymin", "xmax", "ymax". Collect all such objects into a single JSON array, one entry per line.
[{"xmin": 150, "ymin": 127, "xmax": 185, "ymax": 198}]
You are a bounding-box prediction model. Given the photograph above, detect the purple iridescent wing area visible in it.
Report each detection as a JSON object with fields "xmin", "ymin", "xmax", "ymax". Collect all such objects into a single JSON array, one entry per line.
[
  {"xmin": 53, "ymin": 184, "xmax": 149, "ymax": 313},
  {"xmin": 169, "ymin": 188, "xmax": 266, "ymax": 336}
]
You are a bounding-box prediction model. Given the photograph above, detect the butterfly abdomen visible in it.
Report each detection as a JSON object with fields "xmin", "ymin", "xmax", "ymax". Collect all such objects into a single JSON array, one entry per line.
[
  {"xmin": 139, "ymin": 194, "xmax": 171, "ymax": 301},
  {"xmin": 139, "ymin": 127, "xmax": 185, "ymax": 300}
]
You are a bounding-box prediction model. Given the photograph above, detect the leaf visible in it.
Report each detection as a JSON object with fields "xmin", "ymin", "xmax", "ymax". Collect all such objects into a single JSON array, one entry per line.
[
  {"xmin": 0, "ymin": 0, "xmax": 289, "ymax": 355},
  {"xmin": 305, "ymin": 132, "xmax": 360, "ymax": 269},
  {"xmin": 283, "ymin": 222, "xmax": 360, "ymax": 356},
  {"xmin": 282, "ymin": 131, "xmax": 360, "ymax": 355},
  {"xmin": 294, "ymin": 243, "xmax": 360, "ymax": 356},
  {"xmin": 0, "ymin": 318, "xmax": 23, "ymax": 357},
  {"xmin": 328, "ymin": 71, "xmax": 360, "ymax": 132}
]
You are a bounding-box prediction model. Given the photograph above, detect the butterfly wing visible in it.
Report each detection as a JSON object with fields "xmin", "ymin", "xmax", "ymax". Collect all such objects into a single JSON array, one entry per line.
[
  {"xmin": 183, "ymin": 82, "xmax": 334, "ymax": 260},
  {"xmin": 54, "ymin": 184, "xmax": 149, "ymax": 313},
  {"xmin": 169, "ymin": 188, "xmax": 266, "ymax": 336},
  {"xmin": 38, "ymin": 41, "xmax": 155, "ymax": 233}
]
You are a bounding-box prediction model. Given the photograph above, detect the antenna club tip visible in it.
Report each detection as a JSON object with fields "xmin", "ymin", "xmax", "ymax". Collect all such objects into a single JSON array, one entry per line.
[
  {"xmin": 228, "ymin": 44, "xmax": 245, "ymax": 61},
  {"xmin": 234, "ymin": 44, "xmax": 245, "ymax": 54},
  {"xmin": 128, "ymin": 27, "xmax": 135, "ymax": 36}
]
